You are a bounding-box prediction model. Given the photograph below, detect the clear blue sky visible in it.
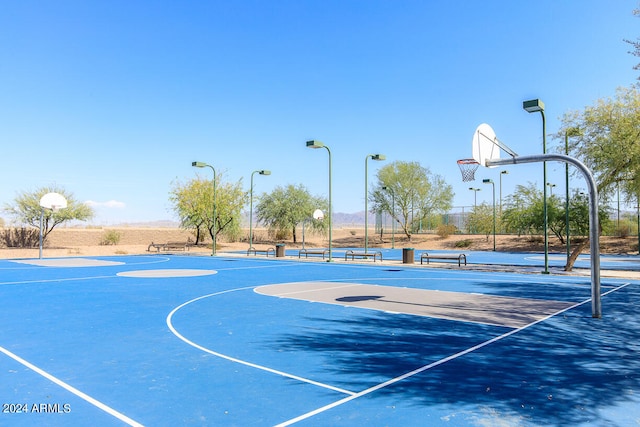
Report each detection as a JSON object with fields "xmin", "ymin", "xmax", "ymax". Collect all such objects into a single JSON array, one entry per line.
[{"xmin": 1, "ymin": 1, "xmax": 638, "ymax": 224}]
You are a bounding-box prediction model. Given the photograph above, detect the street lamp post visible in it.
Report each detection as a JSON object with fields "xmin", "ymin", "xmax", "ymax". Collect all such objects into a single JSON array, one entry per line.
[
  {"xmin": 365, "ymin": 154, "xmax": 386, "ymax": 252},
  {"xmin": 382, "ymin": 185, "xmax": 395, "ymax": 249},
  {"xmin": 547, "ymin": 182, "xmax": 556, "ymax": 197},
  {"xmin": 192, "ymin": 161, "xmax": 217, "ymax": 256},
  {"xmin": 469, "ymin": 187, "xmax": 481, "ymax": 234},
  {"xmin": 469, "ymin": 187, "xmax": 480, "ymax": 208},
  {"xmin": 523, "ymin": 98, "xmax": 549, "ymax": 274},
  {"xmin": 483, "ymin": 178, "xmax": 496, "ymax": 251},
  {"xmin": 499, "ymin": 170, "xmax": 508, "ymax": 213},
  {"xmin": 249, "ymin": 169, "xmax": 271, "ymax": 250},
  {"xmin": 564, "ymin": 127, "xmax": 581, "ymax": 265},
  {"xmin": 306, "ymin": 140, "xmax": 332, "ymax": 261}
]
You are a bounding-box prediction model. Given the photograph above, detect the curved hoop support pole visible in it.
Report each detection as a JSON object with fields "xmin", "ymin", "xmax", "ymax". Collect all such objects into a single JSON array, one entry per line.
[{"xmin": 488, "ymin": 153, "xmax": 601, "ymax": 318}]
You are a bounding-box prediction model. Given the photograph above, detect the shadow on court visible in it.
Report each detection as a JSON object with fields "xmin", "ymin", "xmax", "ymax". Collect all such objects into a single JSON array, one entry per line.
[{"xmin": 270, "ymin": 284, "xmax": 640, "ymax": 426}]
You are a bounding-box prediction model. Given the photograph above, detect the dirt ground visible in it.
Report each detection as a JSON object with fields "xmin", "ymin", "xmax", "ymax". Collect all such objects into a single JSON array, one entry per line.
[{"xmin": 0, "ymin": 226, "xmax": 637, "ymax": 259}]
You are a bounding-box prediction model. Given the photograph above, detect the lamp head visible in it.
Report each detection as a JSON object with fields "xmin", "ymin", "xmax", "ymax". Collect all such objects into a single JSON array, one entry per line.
[
  {"xmin": 482, "ymin": 179, "xmax": 493, "ymax": 184},
  {"xmin": 192, "ymin": 161, "xmax": 207, "ymax": 168},
  {"xmin": 306, "ymin": 140, "xmax": 324, "ymax": 149},
  {"xmin": 501, "ymin": 170, "xmax": 509, "ymax": 175},
  {"xmin": 259, "ymin": 170, "xmax": 271, "ymax": 175},
  {"xmin": 523, "ymin": 99, "xmax": 545, "ymax": 113},
  {"xmin": 371, "ymin": 154, "xmax": 386, "ymax": 161}
]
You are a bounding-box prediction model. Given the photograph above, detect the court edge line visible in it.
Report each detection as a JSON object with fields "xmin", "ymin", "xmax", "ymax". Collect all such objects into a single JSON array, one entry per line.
[
  {"xmin": 0, "ymin": 345, "xmax": 143, "ymax": 427},
  {"xmin": 0, "ymin": 275, "xmax": 117, "ymax": 286},
  {"xmin": 166, "ymin": 287, "xmax": 356, "ymax": 396},
  {"xmin": 275, "ymin": 282, "xmax": 633, "ymax": 427}
]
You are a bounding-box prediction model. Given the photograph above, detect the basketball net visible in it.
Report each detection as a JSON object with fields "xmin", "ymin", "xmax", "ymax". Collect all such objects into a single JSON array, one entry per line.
[{"xmin": 457, "ymin": 159, "xmax": 479, "ymax": 182}]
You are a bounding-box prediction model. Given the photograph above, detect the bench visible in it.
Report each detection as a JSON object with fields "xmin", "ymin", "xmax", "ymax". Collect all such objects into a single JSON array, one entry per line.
[
  {"xmin": 298, "ymin": 248, "xmax": 330, "ymax": 259},
  {"xmin": 247, "ymin": 247, "xmax": 275, "ymax": 257},
  {"xmin": 147, "ymin": 241, "xmax": 193, "ymax": 252},
  {"xmin": 344, "ymin": 250, "xmax": 383, "ymax": 262},
  {"xmin": 420, "ymin": 252, "xmax": 467, "ymax": 266}
]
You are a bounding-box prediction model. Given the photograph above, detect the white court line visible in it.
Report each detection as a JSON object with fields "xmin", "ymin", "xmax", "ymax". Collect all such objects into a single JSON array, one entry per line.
[
  {"xmin": 0, "ymin": 275, "xmax": 117, "ymax": 286},
  {"xmin": 216, "ymin": 262, "xmax": 301, "ymax": 272},
  {"xmin": 166, "ymin": 287, "xmax": 356, "ymax": 396},
  {"xmin": 0, "ymin": 345, "xmax": 143, "ymax": 426},
  {"xmin": 275, "ymin": 282, "xmax": 633, "ymax": 426},
  {"xmin": 260, "ymin": 282, "xmax": 365, "ymax": 297}
]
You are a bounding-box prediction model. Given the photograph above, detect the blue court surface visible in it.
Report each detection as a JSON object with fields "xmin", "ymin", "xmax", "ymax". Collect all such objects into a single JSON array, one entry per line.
[{"xmin": 1, "ymin": 253, "xmax": 639, "ymax": 426}]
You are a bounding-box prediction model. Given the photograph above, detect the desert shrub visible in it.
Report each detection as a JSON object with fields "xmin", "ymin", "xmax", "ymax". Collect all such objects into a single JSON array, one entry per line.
[
  {"xmin": 436, "ymin": 224, "xmax": 457, "ymax": 239},
  {"xmin": 612, "ymin": 219, "xmax": 635, "ymax": 238},
  {"xmin": 270, "ymin": 228, "xmax": 292, "ymax": 241},
  {"xmin": 1, "ymin": 227, "xmax": 39, "ymax": 248},
  {"xmin": 100, "ymin": 230, "xmax": 121, "ymax": 245},
  {"xmin": 454, "ymin": 239, "xmax": 472, "ymax": 248},
  {"xmin": 527, "ymin": 235, "xmax": 543, "ymax": 244}
]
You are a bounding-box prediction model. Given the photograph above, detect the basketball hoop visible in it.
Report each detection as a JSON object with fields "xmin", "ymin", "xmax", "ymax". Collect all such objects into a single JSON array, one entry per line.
[{"xmin": 457, "ymin": 159, "xmax": 479, "ymax": 182}]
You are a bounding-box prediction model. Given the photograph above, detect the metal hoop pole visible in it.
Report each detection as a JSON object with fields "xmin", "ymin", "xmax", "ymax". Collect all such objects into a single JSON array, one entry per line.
[{"xmin": 488, "ymin": 153, "xmax": 601, "ymax": 318}]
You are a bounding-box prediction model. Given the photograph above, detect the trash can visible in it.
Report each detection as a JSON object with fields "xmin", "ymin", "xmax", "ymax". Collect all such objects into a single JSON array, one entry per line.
[
  {"xmin": 275, "ymin": 244, "xmax": 285, "ymax": 258},
  {"xmin": 402, "ymin": 248, "xmax": 414, "ymax": 264}
]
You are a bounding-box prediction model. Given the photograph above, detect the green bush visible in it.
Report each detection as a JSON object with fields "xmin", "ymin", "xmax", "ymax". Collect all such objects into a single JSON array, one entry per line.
[
  {"xmin": 436, "ymin": 224, "xmax": 457, "ymax": 238},
  {"xmin": 100, "ymin": 230, "xmax": 121, "ymax": 246},
  {"xmin": 454, "ymin": 239, "xmax": 472, "ymax": 248}
]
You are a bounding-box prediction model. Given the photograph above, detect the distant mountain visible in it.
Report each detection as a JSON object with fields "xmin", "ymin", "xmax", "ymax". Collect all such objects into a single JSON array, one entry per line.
[{"xmin": 333, "ymin": 211, "xmax": 366, "ymax": 226}]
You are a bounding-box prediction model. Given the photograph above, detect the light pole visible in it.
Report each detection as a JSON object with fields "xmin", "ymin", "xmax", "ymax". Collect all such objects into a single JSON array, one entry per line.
[
  {"xmin": 249, "ymin": 169, "xmax": 271, "ymax": 250},
  {"xmin": 523, "ymin": 98, "xmax": 549, "ymax": 273},
  {"xmin": 483, "ymin": 178, "xmax": 496, "ymax": 251},
  {"xmin": 365, "ymin": 154, "xmax": 386, "ymax": 252},
  {"xmin": 547, "ymin": 182, "xmax": 556, "ymax": 197},
  {"xmin": 499, "ymin": 170, "xmax": 508, "ymax": 213},
  {"xmin": 564, "ymin": 127, "xmax": 581, "ymax": 265},
  {"xmin": 192, "ymin": 161, "xmax": 217, "ymax": 256},
  {"xmin": 469, "ymin": 187, "xmax": 481, "ymax": 208},
  {"xmin": 306, "ymin": 140, "xmax": 332, "ymax": 261},
  {"xmin": 382, "ymin": 185, "xmax": 395, "ymax": 249},
  {"xmin": 469, "ymin": 187, "xmax": 481, "ymax": 234}
]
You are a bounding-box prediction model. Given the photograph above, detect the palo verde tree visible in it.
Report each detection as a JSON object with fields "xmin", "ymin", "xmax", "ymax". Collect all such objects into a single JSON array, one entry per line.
[
  {"xmin": 466, "ymin": 202, "xmax": 495, "ymax": 241},
  {"xmin": 2, "ymin": 185, "xmax": 94, "ymax": 243},
  {"xmin": 557, "ymin": 86, "xmax": 640, "ymax": 199},
  {"xmin": 169, "ymin": 174, "xmax": 247, "ymax": 244},
  {"xmin": 370, "ymin": 161, "xmax": 454, "ymax": 240},
  {"xmin": 624, "ymin": 5, "xmax": 640, "ymax": 79},
  {"xmin": 255, "ymin": 184, "xmax": 327, "ymax": 243},
  {"xmin": 554, "ymin": 85, "xmax": 639, "ymax": 268},
  {"xmin": 501, "ymin": 183, "xmax": 611, "ymax": 269}
]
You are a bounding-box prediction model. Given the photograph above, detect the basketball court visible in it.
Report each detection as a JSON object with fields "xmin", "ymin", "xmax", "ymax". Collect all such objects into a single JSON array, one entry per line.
[{"xmin": 1, "ymin": 253, "xmax": 639, "ymax": 426}]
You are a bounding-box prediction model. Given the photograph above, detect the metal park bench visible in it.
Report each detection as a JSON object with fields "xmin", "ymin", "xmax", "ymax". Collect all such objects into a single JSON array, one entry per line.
[
  {"xmin": 344, "ymin": 250, "xmax": 383, "ymax": 262},
  {"xmin": 147, "ymin": 241, "xmax": 193, "ymax": 252},
  {"xmin": 420, "ymin": 252, "xmax": 467, "ymax": 266},
  {"xmin": 298, "ymin": 248, "xmax": 330, "ymax": 259},
  {"xmin": 247, "ymin": 247, "xmax": 275, "ymax": 257}
]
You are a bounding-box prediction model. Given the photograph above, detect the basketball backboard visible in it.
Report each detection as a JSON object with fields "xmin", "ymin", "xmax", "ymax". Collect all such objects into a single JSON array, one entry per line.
[
  {"xmin": 472, "ymin": 123, "xmax": 500, "ymax": 167},
  {"xmin": 39, "ymin": 192, "xmax": 67, "ymax": 211}
]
